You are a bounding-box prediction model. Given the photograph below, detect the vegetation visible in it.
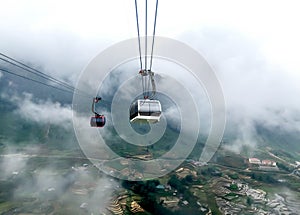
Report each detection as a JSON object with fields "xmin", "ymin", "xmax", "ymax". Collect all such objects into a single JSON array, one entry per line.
[
  {"xmin": 277, "ymin": 162, "xmax": 292, "ymax": 172},
  {"xmin": 228, "ymin": 173, "xmax": 239, "ymax": 180},
  {"xmin": 229, "ymin": 183, "xmax": 238, "ymax": 191},
  {"xmin": 1, "ymin": 80, "xmax": 300, "ymax": 214},
  {"xmin": 122, "ymin": 180, "xmax": 160, "ymax": 195},
  {"xmin": 249, "ymin": 172, "xmax": 278, "ymax": 184},
  {"xmin": 246, "ymin": 196, "xmax": 253, "ymax": 206}
]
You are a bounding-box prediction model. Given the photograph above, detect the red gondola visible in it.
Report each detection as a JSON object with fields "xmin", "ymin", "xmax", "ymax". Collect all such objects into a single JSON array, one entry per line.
[
  {"xmin": 90, "ymin": 97, "xmax": 106, "ymax": 128},
  {"xmin": 90, "ymin": 115, "xmax": 106, "ymax": 127}
]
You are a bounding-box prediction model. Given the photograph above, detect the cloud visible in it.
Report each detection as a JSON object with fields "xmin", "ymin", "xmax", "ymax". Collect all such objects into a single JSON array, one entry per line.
[
  {"xmin": 181, "ymin": 28, "xmax": 300, "ymax": 153},
  {"xmin": 0, "ymin": 153, "xmax": 28, "ymax": 179},
  {"xmin": 87, "ymin": 177, "xmax": 117, "ymax": 212},
  {"xmin": 1, "ymin": 0, "xmax": 299, "ymax": 158},
  {"xmin": 163, "ymin": 105, "xmax": 181, "ymax": 131},
  {"xmin": 0, "ymin": 1, "xmax": 136, "ymax": 85},
  {"xmin": 223, "ymin": 118, "xmax": 258, "ymax": 155},
  {"xmin": 0, "ymin": 144, "xmax": 117, "ymax": 213},
  {"xmin": 11, "ymin": 161, "xmax": 117, "ymax": 213},
  {"xmin": 0, "ymin": 145, "xmax": 43, "ymax": 179},
  {"xmin": 6, "ymin": 92, "xmax": 73, "ymax": 129}
]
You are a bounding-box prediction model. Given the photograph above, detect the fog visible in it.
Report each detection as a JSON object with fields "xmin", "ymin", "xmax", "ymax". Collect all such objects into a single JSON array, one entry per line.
[
  {"xmin": 0, "ymin": 144, "xmax": 117, "ymax": 213},
  {"xmin": 0, "ymin": 2, "xmax": 300, "ymax": 211},
  {"xmin": 182, "ymin": 28, "xmax": 300, "ymax": 153}
]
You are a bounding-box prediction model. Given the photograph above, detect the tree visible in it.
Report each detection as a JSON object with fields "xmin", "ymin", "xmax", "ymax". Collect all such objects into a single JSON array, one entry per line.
[
  {"xmin": 247, "ymin": 197, "xmax": 253, "ymax": 206},
  {"xmin": 168, "ymin": 175, "xmax": 185, "ymax": 193},
  {"xmin": 277, "ymin": 162, "xmax": 291, "ymax": 172},
  {"xmin": 181, "ymin": 175, "xmax": 193, "ymax": 185},
  {"xmin": 229, "ymin": 183, "xmax": 238, "ymax": 191}
]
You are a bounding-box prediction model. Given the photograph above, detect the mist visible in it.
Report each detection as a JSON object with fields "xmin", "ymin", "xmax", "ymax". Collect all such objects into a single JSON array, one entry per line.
[
  {"xmin": 176, "ymin": 27, "xmax": 300, "ymax": 153},
  {"xmin": 0, "ymin": 144, "xmax": 118, "ymax": 213},
  {"xmin": 0, "ymin": 0, "xmax": 299, "ymax": 168}
]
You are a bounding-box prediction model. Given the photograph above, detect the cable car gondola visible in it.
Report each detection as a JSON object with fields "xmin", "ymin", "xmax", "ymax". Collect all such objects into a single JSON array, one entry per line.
[
  {"xmin": 90, "ymin": 115, "xmax": 106, "ymax": 127},
  {"xmin": 130, "ymin": 99, "xmax": 161, "ymax": 123},
  {"xmin": 130, "ymin": 0, "xmax": 162, "ymax": 124},
  {"xmin": 90, "ymin": 97, "xmax": 106, "ymax": 127},
  {"xmin": 129, "ymin": 69, "xmax": 162, "ymax": 124}
]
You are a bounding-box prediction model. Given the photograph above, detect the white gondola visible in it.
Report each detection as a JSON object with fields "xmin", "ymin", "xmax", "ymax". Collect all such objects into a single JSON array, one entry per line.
[{"xmin": 130, "ymin": 99, "xmax": 162, "ymax": 123}]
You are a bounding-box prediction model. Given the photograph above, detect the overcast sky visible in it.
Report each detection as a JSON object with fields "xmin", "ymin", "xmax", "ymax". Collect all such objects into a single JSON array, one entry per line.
[
  {"xmin": 0, "ymin": 0, "xmax": 299, "ymax": 88},
  {"xmin": 1, "ymin": 0, "xmax": 299, "ymax": 74},
  {"xmin": 3, "ymin": 2, "xmax": 300, "ymax": 210},
  {"xmin": 1, "ymin": 0, "xmax": 300, "ymax": 153}
]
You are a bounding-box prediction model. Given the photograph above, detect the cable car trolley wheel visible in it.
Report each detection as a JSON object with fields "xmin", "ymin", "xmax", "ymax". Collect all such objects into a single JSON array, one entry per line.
[{"xmin": 130, "ymin": 99, "xmax": 162, "ymax": 123}]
